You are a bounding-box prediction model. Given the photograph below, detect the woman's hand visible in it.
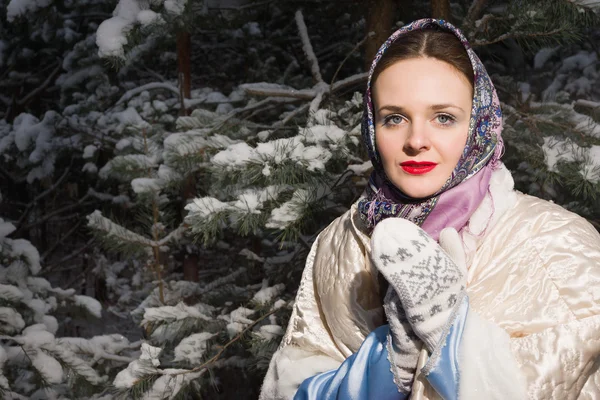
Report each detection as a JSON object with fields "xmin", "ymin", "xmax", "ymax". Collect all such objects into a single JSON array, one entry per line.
[{"xmin": 371, "ymin": 218, "xmax": 467, "ymax": 355}]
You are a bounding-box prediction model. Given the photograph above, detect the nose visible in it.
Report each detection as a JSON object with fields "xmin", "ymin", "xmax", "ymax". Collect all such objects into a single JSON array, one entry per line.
[{"xmin": 403, "ymin": 122, "xmax": 431, "ymax": 155}]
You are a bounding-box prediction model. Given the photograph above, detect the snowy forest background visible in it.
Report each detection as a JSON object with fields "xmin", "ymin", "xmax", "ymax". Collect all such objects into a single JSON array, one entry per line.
[{"xmin": 1, "ymin": 0, "xmax": 600, "ymax": 398}]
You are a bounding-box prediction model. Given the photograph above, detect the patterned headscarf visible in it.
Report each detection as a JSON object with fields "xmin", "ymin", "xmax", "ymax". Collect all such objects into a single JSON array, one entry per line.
[{"xmin": 357, "ymin": 19, "xmax": 504, "ymax": 240}]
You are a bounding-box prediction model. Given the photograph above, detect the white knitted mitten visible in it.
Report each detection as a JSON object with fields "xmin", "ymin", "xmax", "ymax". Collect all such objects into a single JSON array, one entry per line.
[
  {"xmin": 383, "ymin": 286, "xmax": 423, "ymax": 393},
  {"xmin": 371, "ymin": 218, "xmax": 467, "ymax": 353}
]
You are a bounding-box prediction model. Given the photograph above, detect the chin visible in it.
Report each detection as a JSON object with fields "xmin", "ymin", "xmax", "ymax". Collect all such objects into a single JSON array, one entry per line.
[
  {"xmin": 390, "ymin": 177, "xmax": 441, "ymax": 199},
  {"xmin": 401, "ymin": 188, "xmax": 437, "ymax": 199}
]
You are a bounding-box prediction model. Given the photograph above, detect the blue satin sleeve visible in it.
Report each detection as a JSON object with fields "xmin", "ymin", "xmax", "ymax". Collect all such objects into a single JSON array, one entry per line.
[
  {"xmin": 423, "ymin": 296, "xmax": 469, "ymax": 400},
  {"xmin": 294, "ymin": 324, "xmax": 405, "ymax": 400}
]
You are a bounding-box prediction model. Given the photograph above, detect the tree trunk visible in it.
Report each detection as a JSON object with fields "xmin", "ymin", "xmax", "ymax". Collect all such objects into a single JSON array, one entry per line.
[
  {"xmin": 364, "ymin": 0, "xmax": 398, "ymax": 71},
  {"xmin": 181, "ymin": 173, "xmax": 199, "ymax": 282},
  {"xmin": 176, "ymin": 31, "xmax": 192, "ymax": 116},
  {"xmin": 431, "ymin": 0, "xmax": 451, "ymax": 21}
]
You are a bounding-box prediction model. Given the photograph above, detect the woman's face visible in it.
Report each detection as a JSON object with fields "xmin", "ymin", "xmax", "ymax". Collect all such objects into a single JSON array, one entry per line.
[{"xmin": 373, "ymin": 57, "xmax": 472, "ymax": 199}]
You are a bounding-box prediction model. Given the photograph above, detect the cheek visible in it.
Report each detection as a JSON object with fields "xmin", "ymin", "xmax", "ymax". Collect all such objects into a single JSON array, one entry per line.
[{"xmin": 375, "ymin": 130, "xmax": 404, "ymax": 164}]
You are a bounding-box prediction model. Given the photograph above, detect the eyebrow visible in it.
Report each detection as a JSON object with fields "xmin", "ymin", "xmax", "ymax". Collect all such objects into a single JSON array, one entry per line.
[{"xmin": 377, "ymin": 104, "xmax": 466, "ymax": 114}]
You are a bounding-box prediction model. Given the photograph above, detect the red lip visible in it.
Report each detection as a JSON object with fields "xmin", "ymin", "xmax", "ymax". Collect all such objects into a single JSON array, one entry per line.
[{"xmin": 400, "ymin": 161, "xmax": 438, "ymax": 175}]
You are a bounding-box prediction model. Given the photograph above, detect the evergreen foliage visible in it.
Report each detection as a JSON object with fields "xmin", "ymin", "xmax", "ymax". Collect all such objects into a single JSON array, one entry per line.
[{"xmin": 1, "ymin": 0, "xmax": 599, "ymax": 398}]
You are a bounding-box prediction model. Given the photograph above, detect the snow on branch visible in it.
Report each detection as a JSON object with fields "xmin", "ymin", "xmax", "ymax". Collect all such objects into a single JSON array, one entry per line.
[
  {"xmin": 295, "ymin": 10, "xmax": 323, "ymax": 83},
  {"xmin": 115, "ymin": 82, "xmax": 180, "ymax": 105},
  {"xmin": 87, "ymin": 210, "xmax": 154, "ymax": 247},
  {"xmin": 240, "ymin": 83, "xmax": 317, "ymax": 99}
]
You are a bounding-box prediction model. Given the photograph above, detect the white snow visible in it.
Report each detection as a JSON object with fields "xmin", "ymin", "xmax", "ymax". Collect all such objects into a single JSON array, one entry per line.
[
  {"xmin": 232, "ymin": 186, "xmax": 282, "ymax": 214},
  {"xmin": 257, "ymin": 130, "xmax": 271, "ymax": 141},
  {"xmin": 9, "ymin": 238, "xmax": 41, "ymax": 275},
  {"xmin": 74, "ymin": 295, "xmax": 102, "ymax": 318},
  {"xmin": 112, "ymin": 107, "xmax": 150, "ymax": 132},
  {"xmin": 6, "ymin": 0, "xmax": 52, "ymax": 21},
  {"xmin": 239, "ymin": 249, "xmax": 265, "ymax": 262},
  {"xmin": 252, "ymin": 282, "xmax": 285, "ymax": 305},
  {"xmin": 137, "ymin": 10, "xmax": 162, "ymax": 25},
  {"xmin": 226, "ymin": 322, "xmax": 246, "ymax": 338},
  {"xmin": 116, "ymin": 138, "xmax": 132, "ymax": 150},
  {"xmin": 581, "ymin": 146, "xmax": 600, "ymax": 183},
  {"xmin": 164, "ymin": 0, "xmax": 188, "ymax": 14},
  {"xmin": 173, "ymin": 332, "xmax": 215, "ymax": 364},
  {"xmin": 141, "ymin": 302, "xmax": 212, "ymax": 325},
  {"xmin": 0, "ymin": 307, "xmax": 25, "ymax": 333},
  {"xmin": 139, "ymin": 342, "xmax": 162, "ymax": 366},
  {"xmin": 229, "ymin": 307, "xmax": 254, "ymax": 324},
  {"xmin": 113, "ymin": 357, "xmax": 159, "ymax": 389},
  {"xmin": 244, "ymin": 22, "xmax": 261, "ymax": 36},
  {"xmin": 42, "ymin": 315, "xmax": 58, "ymax": 334},
  {"xmin": 295, "ymin": 10, "xmax": 322, "ymax": 82},
  {"xmin": 542, "ymin": 137, "xmax": 576, "ymax": 172},
  {"xmin": 142, "ymin": 368, "xmax": 203, "ymax": 400},
  {"xmin": 212, "ymin": 142, "xmax": 254, "ymax": 168},
  {"xmin": 29, "ymin": 347, "xmax": 64, "ymax": 384},
  {"xmin": 262, "ymin": 164, "xmax": 271, "ymax": 176},
  {"xmin": 302, "ymin": 124, "xmax": 347, "ymax": 144},
  {"xmin": 96, "ymin": 0, "xmax": 147, "ymax": 58},
  {"xmin": 83, "ymin": 144, "xmax": 97, "ymax": 159},
  {"xmin": 257, "ymin": 325, "xmax": 283, "ymax": 340},
  {"xmin": 131, "ymin": 177, "xmax": 162, "ymax": 194},
  {"xmin": 83, "ymin": 162, "xmax": 98, "ymax": 174},
  {"xmin": 348, "ymin": 161, "xmax": 372, "ymax": 175},
  {"xmin": 559, "ymin": 51, "xmax": 597, "ymax": 73},
  {"xmin": 265, "ymin": 190, "xmax": 306, "ymax": 230},
  {"xmin": 185, "ymin": 197, "xmax": 233, "ymax": 218},
  {"xmin": 0, "ymin": 284, "xmax": 25, "ymax": 303},
  {"xmin": 534, "ymin": 47, "xmax": 558, "ymax": 69},
  {"xmin": 96, "ymin": 17, "xmax": 134, "ymax": 58},
  {"xmin": 0, "ymin": 218, "xmax": 16, "ymax": 239},
  {"xmin": 271, "ymin": 299, "xmax": 287, "ymax": 311}
]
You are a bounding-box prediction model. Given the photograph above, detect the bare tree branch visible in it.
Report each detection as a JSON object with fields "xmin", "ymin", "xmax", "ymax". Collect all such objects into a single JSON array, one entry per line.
[
  {"xmin": 41, "ymin": 220, "xmax": 83, "ymax": 262},
  {"xmin": 115, "ymin": 82, "xmax": 180, "ymax": 105},
  {"xmin": 16, "ymin": 61, "xmax": 63, "ymax": 107},
  {"xmin": 16, "ymin": 159, "xmax": 74, "ymax": 228},
  {"xmin": 471, "ymin": 28, "xmax": 564, "ymax": 47},
  {"xmin": 295, "ymin": 10, "xmax": 323, "ymax": 83},
  {"xmin": 240, "ymin": 84, "xmax": 317, "ymax": 99}
]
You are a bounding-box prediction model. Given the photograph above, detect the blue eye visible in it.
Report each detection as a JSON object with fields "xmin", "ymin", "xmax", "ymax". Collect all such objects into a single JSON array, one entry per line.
[
  {"xmin": 436, "ymin": 114, "xmax": 455, "ymax": 125},
  {"xmin": 383, "ymin": 115, "xmax": 404, "ymax": 126}
]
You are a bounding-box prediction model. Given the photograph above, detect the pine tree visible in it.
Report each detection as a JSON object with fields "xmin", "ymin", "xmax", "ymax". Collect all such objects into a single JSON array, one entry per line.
[
  {"xmin": 2, "ymin": 0, "xmax": 600, "ymax": 398},
  {"xmin": 0, "ymin": 215, "xmax": 142, "ymax": 398}
]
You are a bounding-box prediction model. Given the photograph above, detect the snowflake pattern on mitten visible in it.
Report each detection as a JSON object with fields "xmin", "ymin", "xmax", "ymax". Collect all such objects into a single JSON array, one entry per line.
[{"xmin": 371, "ymin": 218, "xmax": 466, "ymax": 354}]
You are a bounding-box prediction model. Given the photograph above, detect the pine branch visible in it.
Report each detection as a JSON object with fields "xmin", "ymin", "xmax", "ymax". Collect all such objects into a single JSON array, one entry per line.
[{"xmin": 170, "ymin": 308, "xmax": 281, "ymax": 377}]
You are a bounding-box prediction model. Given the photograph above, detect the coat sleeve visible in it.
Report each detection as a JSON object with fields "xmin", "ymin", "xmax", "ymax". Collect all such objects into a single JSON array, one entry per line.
[
  {"xmin": 465, "ymin": 197, "xmax": 600, "ymax": 400},
  {"xmin": 506, "ymin": 211, "xmax": 600, "ymax": 399},
  {"xmin": 259, "ymin": 208, "xmax": 387, "ymax": 399},
  {"xmin": 510, "ymin": 314, "xmax": 600, "ymax": 399}
]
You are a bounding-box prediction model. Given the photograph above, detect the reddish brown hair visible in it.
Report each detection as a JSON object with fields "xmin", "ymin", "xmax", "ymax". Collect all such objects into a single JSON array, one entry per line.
[{"xmin": 371, "ymin": 29, "xmax": 474, "ymax": 90}]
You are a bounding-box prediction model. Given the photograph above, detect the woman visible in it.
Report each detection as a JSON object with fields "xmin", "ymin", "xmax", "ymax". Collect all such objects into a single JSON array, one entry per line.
[{"xmin": 259, "ymin": 19, "xmax": 600, "ymax": 400}]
